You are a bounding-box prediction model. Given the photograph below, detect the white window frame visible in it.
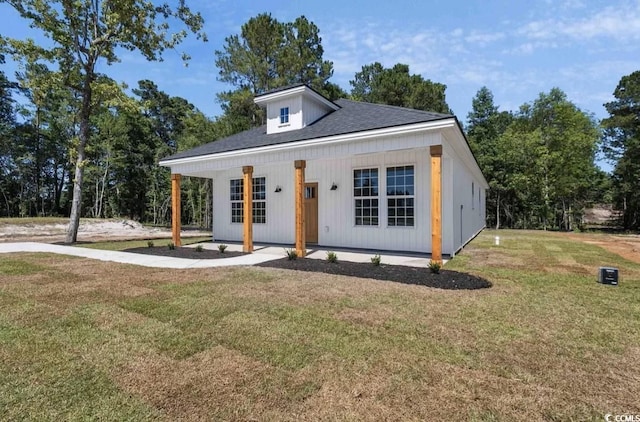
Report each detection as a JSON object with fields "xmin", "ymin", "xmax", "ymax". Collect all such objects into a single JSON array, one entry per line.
[
  {"xmin": 230, "ymin": 179, "xmax": 243, "ymax": 224},
  {"xmin": 386, "ymin": 165, "xmax": 415, "ymax": 227},
  {"xmin": 229, "ymin": 177, "xmax": 267, "ymax": 224},
  {"xmin": 252, "ymin": 177, "xmax": 266, "ymax": 224},
  {"xmin": 279, "ymin": 107, "xmax": 289, "ymax": 124},
  {"xmin": 353, "ymin": 167, "xmax": 379, "ymax": 226}
]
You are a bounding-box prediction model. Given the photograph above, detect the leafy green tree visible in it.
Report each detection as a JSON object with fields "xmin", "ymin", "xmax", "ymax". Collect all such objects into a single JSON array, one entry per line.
[
  {"xmin": 130, "ymin": 80, "xmax": 220, "ymax": 227},
  {"xmin": 0, "ymin": 65, "xmax": 16, "ymax": 215},
  {"xmin": 487, "ymin": 88, "xmax": 600, "ymax": 230},
  {"xmin": 215, "ymin": 14, "xmax": 341, "ymax": 128},
  {"xmin": 1, "ymin": 0, "xmax": 205, "ymax": 242},
  {"xmin": 350, "ymin": 62, "xmax": 451, "ymax": 114},
  {"xmin": 216, "ymin": 14, "xmax": 333, "ymax": 94},
  {"xmin": 602, "ymin": 71, "xmax": 640, "ymax": 230},
  {"xmin": 466, "ymin": 87, "xmax": 513, "ymax": 228},
  {"xmin": 0, "ymin": 60, "xmax": 14, "ymax": 137},
  {"xmin": 279, "ymin": 16, "xmax": 333, "ymax": 90},
  {"xmin": 529, "ymin": 89, "xmax": 600, "ymax": 229}
]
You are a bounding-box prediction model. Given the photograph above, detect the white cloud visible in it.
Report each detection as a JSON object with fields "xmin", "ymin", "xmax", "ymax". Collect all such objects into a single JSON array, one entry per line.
[
  {"xmin": 464, "ymin": 31, "xmax": 505, "ymax": 46},
  {"xmin": 519, "ymin": 1, "xmax": 640, "ymax": 41},
  {"xmin": 318, "ymin": 2, "xmax": 638, "ymax": 120}
]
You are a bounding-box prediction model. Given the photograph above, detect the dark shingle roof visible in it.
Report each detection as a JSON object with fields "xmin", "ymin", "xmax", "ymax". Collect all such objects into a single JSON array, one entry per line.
[{"xmin": 161, "ymin": 99, "xmax": 453, "ymax": 162}]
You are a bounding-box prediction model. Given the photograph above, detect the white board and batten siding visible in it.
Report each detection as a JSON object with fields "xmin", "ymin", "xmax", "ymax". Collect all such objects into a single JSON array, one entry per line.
[
  {"xmin": 264, "ymin": 90, "xmax": 331, "ymax": 134},
  {"xmin": 212, "ymin": 148, "xmax": 432, "ymax": 253},
  {"xmin": 444, "ymin": 140, "xmax": 487, "ymax": 254},
  {"xmin": 170, "ymin": 130, "xmax": 442, "ymax": 177},
  {"xmin": 174, "ymin": 124, "xmax": 486, "ymax": 256}
]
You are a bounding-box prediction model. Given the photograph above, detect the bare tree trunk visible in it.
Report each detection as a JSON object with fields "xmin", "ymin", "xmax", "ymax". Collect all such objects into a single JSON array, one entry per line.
[
  {"xmin": 495, "ymin": 192, "xmax": 500, "ymax": 230},
  {"xmin": 97, "ymin": 151, "xmax": 109, "ymax": 218},
  {"xmin": 66, "ymin": 70, "xmax": 93, "ymax": 243},
  {"xmin": 1, "ymin": 188, "xmax": 11, "ymax": 217}
]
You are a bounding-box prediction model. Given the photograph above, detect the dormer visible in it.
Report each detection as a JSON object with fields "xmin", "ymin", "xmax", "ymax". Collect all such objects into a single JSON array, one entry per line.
[{"xmin": 254, "ymin": 84, "xmax": 340, "ymax": 134}]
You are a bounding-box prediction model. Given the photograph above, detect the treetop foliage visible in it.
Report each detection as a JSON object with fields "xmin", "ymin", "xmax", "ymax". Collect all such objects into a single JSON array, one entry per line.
[
  {"xmin": 466, "ymin": 86, "xmax": 603, "ymax": 230},
  {"xmin": 602, "ymin": 71, "xmax": 640, "ymax": 229},
  {"xmin": 215, "ymin": 13, "xmax": 334, "ymax": 95},
  {"xmin": 350, "ymin": 62, "xmax": 452, "ymax": 114}
]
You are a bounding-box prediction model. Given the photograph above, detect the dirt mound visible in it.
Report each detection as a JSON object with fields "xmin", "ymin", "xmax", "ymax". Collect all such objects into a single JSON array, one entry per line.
[{"xmin": 0, "ymin": 218, "xmax": 209, "ymax": 243}]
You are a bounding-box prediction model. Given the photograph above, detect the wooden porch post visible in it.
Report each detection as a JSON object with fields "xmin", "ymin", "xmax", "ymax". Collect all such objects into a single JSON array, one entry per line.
[
  {"xmin": 242, "ymin": 166, "xmax": 253, "ymax": 253},
  {"xmin": 430, "ymin": 145, "xmax": 443, "ymax": 263},
  {"xmin": 171, "ymin": 173, "xmax": 182, "ymax": 247},
  {"xmin": 294, "ymin": 160, "xmax": 306, "ymax": 257}
]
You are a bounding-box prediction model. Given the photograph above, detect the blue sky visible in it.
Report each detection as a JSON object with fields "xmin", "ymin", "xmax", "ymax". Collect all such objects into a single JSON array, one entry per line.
[{"xmin": 1, "ymin": 0, "xmax": 639, "ymax": 133}]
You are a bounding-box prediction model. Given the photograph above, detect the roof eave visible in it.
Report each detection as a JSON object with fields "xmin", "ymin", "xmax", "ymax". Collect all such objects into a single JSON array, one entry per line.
[
  {"xmin": 254, "ymin": 85, "xmax": 340, "ymax": 111},
  {"xmin": 159, "ymin": 117, "xmax": 456, "ymax": 168}
]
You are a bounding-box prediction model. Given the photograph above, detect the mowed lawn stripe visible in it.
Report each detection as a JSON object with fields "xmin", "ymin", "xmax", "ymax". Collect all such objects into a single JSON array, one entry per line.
[{"xmin": 0, "ymin": 230, "xmax": 638, "ymax": 420}]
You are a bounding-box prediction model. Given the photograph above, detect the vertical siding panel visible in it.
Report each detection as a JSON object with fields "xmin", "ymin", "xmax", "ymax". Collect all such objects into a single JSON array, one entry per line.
[{"xmin": 186, "ymin": 129, "xmax": 484, "ymax": 254}]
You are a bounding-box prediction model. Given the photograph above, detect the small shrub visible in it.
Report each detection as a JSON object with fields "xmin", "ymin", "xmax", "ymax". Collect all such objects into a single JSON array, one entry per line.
[
  {"xmin": 371, "ymin": 254, "xmax": 381, "ymax": 266},
  {"xmin": 147, "ymin": 240, "xmax": 154, "ymax": 248},
  {"xmin": 285, "ymin": 248, "xmax": 298, "ymax": 260},
  {"xmin": 195, "ymin": 244, "xmax": 204, "ymax": 252},
  {"xmin": 428, "ymin": 259, "xmax": 442, "ymax": 274},
  {"xmin": 167, "ymin": 242, "xmax": 175, "ymax": 250},
  {"xmin": 326, "ymin": 251, "xmax": 338, "ymax": 263},
  {"xmin": 218, "ymin": 244, "xmax": 228, "ymax": 253}
]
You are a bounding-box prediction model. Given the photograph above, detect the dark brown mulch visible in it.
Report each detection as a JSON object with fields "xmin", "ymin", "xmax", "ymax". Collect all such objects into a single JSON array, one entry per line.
[
  {"xmin": 124, "ymin": 246, "xmax": 246, "ymax": 260},
  {"xmin": 256, "ymin": 258, "xmax": 492, "ymax": 290}
]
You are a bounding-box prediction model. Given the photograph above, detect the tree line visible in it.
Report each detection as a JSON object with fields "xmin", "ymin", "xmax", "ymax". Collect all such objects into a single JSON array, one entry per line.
[{"xmin": 1, "ymin": 7, "xmax": 638, "ymax": 238}]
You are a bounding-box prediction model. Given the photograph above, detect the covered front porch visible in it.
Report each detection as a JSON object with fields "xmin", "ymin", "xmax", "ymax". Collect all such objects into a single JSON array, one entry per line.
[{"xmin": 168, "ymin": 144, "xmax": 445, "ymax": 263}]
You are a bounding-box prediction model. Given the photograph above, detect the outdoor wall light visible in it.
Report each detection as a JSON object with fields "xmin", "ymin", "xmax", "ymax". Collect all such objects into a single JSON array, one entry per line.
[
  {"xmin": 330, "ymin": 183, "xmax": 338, "ymax": 191},
  {"xmin": 274, "ymin": 186, "xmax": 282, "ymax": 193}
]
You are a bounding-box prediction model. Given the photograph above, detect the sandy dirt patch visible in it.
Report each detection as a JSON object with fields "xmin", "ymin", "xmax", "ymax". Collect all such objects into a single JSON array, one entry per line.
[
  {"xmin": 561, "ymin": 232, "xmax": 640, "ymax": 264},
  {"xmin": 0, "ymin": 218, "xmax": 209, "ymax": 243}
]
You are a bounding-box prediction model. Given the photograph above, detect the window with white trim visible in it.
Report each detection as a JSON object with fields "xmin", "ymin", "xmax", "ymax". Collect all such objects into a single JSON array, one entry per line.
[
  {"xmin": 229, "ymin": 177, "xmax": 267, "ymax": 224},
  {"xmin": 252, "ymin": 177, "xmax": 266, "ymax": 223},
  {"xmin": 279, "ymin": 107, "xmax": 289, "ymax": 124},
  {"xmin": 387, "ymin": 165, "xmax": 415, "ymax": 226},
  {"xmin": 230, "ymin": 179, "xmax": 243, "ymax": 223},
  {"xmin": 354, "ymin": 168, "xmax": 379, "ymax": 226}
]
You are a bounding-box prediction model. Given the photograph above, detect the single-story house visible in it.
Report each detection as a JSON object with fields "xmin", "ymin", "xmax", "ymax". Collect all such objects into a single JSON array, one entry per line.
[{"xmin": 159, "ymin": 84, "xmax": 488, "ymax": 261}]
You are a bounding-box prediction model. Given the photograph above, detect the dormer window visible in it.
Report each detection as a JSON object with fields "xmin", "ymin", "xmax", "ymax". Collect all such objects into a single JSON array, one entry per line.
[
  {"xmin": 254, "ymin": 84, "xmax": 340, "ymax": 134},
  {"xmin": 280, "ymin": 107, "xmax": 289, "ymax": 124}
]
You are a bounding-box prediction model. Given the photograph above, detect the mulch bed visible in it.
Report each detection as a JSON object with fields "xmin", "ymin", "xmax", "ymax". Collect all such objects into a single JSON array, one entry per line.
[
  {"xmin": 124, "ymin": 246, "xmax": 246, "ymax": 260},
  {"xmin": 122, "ymin": 246, "xmax": 491, "ymax": 290},
  {"xmin": 256, "ymin": 258, "xmax": 492, "ymax": 290}
]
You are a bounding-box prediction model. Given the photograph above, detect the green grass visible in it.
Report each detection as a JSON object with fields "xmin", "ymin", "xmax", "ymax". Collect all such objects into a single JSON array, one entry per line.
[
  {"xmin": 0, "ymin": 230, "xmax": 638, "ymax": 420},
  {"xmin": 79, "ymin": 236, "xmax": 211, "ymax": 251},
  {"xmin": 0, "ymin": 257, "xmax": 48, "ymax": 276}
]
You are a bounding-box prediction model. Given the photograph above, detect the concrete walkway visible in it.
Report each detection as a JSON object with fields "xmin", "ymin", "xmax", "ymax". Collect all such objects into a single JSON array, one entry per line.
[
  {"xmin": 0, "ymin": 242, "xmax": 440, "ymax": 269},
  {"xmin": 190, "ymin": 242, "xmax": 439, "ymax": 267},
  {"xmin": 0, "ymin": 242, "xmax": 282, "ymax": 269}
]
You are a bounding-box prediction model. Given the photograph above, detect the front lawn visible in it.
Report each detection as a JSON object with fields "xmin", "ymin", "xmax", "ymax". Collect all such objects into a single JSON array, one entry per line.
[{"xmin": 0, "ymin": 230, "xmax": 638, "ymax": 420}]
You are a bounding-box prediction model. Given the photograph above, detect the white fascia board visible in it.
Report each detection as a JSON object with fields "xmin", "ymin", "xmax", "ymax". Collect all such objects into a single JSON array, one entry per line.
[
  {"xmin": 159, "ymin": 118, "xmax": 456, "ymax": 167},
  {"xmin": 254, "ymin": 85, "xmax": 340, "ymax": 111}
]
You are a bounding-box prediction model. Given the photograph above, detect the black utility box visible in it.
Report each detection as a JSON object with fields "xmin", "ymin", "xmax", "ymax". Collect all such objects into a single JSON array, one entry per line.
[{"xmin": 598, "ymin": 267, "xmax": 619, "ymax": 285}]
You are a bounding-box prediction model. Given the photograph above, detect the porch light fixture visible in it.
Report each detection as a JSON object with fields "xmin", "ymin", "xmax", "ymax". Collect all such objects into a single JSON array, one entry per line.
[
  {"xmin": 274, "ymin": 185, "xmax": 282, "ymax": 193},
  {"xmin": 330, "ymin": 183, "xmax": 338, "ymax": 191}
]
